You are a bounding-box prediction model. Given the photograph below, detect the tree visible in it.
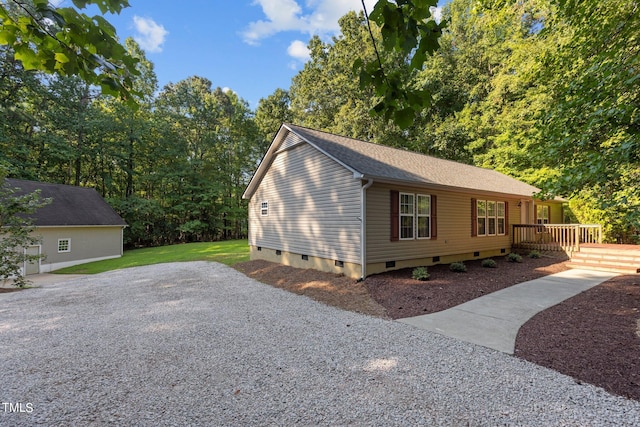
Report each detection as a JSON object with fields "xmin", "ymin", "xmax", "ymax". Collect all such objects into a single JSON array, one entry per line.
[
  {"xmin": 535, "ymin": 0, "xmax": 640, "ymax": 239},
  {"xmin": 254, "ymin": 88, "xmax": 293, "ymax": 143},
  {"xmin": 0, "ymin": 168, "xmax": 51, "ymax": 287},
  {"xmin": 356, "ymin": 0, "xmax": 446, "ymax": 128},
  {"xmin": 0, "ymin": 0, "xmax": 138, "ymax": 101}
]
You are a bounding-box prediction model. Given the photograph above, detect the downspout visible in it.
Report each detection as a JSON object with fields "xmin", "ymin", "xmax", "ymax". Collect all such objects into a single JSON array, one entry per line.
[{"xmin": 360, "ymin": 178, "xmax": 374, "ymax": 281}]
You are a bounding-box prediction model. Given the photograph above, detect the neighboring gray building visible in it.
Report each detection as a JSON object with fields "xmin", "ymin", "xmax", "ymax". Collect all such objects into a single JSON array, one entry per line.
[
  {"xmin": 243, "ymin": 124, "xmax": 564, "ymax": 279},
  {"xmin": 4, "ymin": 179, "xmax": 127, "ymax": 275}
]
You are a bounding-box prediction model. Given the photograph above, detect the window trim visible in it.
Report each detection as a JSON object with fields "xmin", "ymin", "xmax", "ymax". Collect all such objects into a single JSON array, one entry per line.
[
  {"xmin": 57, "ymin": 238, "xmax": 71, "ymax": 253},
  {"xmin": 476, "ymin": 200, "xmax": 506, "ymax": 237},
  {"xmin": 398, "ymin": 192, "xmax": 433, "ymax": 240},
  {"xmin": 399, "ymin": 192, "xmax": 415, "ymax": 240},
  {"xmin": 260, "ymin": 201, "xmax": 268, "ymax": 216}
]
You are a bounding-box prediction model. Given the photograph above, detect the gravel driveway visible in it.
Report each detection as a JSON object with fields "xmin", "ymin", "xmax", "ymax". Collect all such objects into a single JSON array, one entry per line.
[{"xmin": 1, "ymin": 262, "xmax": 639, "ymax": 426}]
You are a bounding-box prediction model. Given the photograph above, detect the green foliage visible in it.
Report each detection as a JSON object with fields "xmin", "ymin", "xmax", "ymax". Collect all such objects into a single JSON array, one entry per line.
[
  {"xmin": 449, "ymin": 262, "xmax": 467, "ymax": 272},
  {"xmin": 356, "ymin": 0, "xmax": 446, "ymax": 128},
  {"xmin": 528, "ymin": 250, "xmax": 541, "ymax": 259},
  {"xmin": 506, "ymin": 253, "xmax": 523, "ymax": 263},
  {"xmin": 412, "ymin": 266, "xmax": 430, "ymax": 280},
  {"xmin": 481, "ymin": 259, "xmax": 497, "ymax": 268},
  {"xmin": 54, "ymin": 240, "xmax": 250, "ymax": 274},
  {"xmin": 535, "ymin": 0, "xmax": 640, "ymax": 234},
  {"xmin": 0, "ymin": 0, "xmax": 139, "ymax": 102},
  {"xmin": 0, "ymin": 173, "xmax": 51, "ymax": 287}
]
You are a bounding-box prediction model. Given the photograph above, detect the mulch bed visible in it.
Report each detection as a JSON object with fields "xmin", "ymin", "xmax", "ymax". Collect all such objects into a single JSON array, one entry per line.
[
  {"xmin": 364, "ymin": 256, "xmax": 569, "ymax": 319},
  {"xmin": 514, "ymin": 274, "xmax": 640, "ymax": 401}
]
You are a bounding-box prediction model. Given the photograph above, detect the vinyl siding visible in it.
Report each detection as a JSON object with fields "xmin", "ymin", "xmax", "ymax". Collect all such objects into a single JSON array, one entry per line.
[
  {"xmin": 37, "ymin": 226, "xmax": 123, "ymax": 270},
  {"xmin": 366, "ymin": 183, "xmax": 521, "ymax": 264},
  {"xmin": 248, "ymin": 142, "xmax": 361, "ymax": 264}
]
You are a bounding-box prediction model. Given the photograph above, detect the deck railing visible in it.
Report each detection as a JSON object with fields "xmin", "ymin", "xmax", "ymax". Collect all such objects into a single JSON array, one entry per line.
[{"xmin": 512, "ymin": 224, "xmax": 602, "ymax": 253}]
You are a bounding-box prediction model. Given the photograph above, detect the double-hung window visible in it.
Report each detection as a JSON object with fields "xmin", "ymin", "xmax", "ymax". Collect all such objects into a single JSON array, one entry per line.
[
  {"xmin": 476, "ymin": 200, "xmax": 506, "ymax": 236},
  {"xmin": 399, "ymin": 193, "xmax": 431, "ymax": 240},
  {"xmin": 400, "ymin": 193, "xmax": 415, "ymax": 240},
  {"xmin": 260, "ymin": 201, "xmax": 268, "ymax": 216}
]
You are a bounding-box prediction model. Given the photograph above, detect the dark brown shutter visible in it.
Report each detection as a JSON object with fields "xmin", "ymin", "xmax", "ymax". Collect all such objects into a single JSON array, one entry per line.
[
  {"xmin": 471, "ymin": 198, "xmax": 477, "ymax": 237},
  {"xmin": 390, "ymin": 190, "xmax": 399, "ymax": 241},
  {"xmin": 504, "ymin": 201, "xmax": 509, "ymax": 235},
  {"xmin": 533, "ymin": 204, "xmax": 538, "ymax": 224},
  {"xmin": 430, "ymin": 195, "xmax": 437, "ymax": 240}
]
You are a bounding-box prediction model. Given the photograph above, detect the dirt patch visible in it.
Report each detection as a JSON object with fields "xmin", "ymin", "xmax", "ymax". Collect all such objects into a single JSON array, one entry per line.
[
  {"xmin": 237, "ymin": 255, "xmax": 640, "ymax": 401},
  {"xmin": 0, "ymin": 286, "xmax": 26, "ymax": 294}
]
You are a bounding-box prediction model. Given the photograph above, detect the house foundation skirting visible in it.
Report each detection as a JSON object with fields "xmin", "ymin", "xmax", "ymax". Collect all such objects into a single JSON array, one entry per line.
[
  {"xmin": 365, "ymin": 248, "xmax": 512, "ymax": 277},
  {"xmin": 249, "ymin": 246, "xmax": 361, "ymax": 279}
]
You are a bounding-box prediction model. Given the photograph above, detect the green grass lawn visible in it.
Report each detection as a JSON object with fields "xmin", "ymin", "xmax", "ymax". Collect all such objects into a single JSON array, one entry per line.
[{"xmin": 54, "ymin": 240, "xmax": 249, "ymax": 274}]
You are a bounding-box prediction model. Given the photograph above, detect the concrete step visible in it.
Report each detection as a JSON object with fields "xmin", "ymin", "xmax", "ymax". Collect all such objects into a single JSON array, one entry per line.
[{"xmin": 566, "ymin": 262, "xmax": 640, "ymax": 275}]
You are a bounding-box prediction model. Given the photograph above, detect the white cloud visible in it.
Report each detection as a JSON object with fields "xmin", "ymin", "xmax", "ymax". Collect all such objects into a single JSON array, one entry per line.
[
  {"xmin": 133, "ymin": 16, "xmax": 168, "ymax": 53},
  {"xmin": 430, "ymin": 6, "xmax": 443, "ymax": 24},
  {"xmin": 287, "ymin": 40, "xmax": 310, "ymax": 61},
  {"xmin": 242, "ymin": 0, "xmax": 377, "ymax": 45}
]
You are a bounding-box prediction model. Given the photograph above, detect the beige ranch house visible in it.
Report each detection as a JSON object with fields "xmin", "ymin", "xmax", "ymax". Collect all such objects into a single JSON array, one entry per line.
[
  {"xmin": 5, "ymin": 179, "xmax": 127, "ymax": 275},
  {"xmin": 243, "ymin": 124, "xmax": 571, "ymax": 280}
]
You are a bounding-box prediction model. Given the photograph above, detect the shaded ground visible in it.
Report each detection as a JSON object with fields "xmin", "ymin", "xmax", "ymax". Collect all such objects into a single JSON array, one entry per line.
[{"xmin": 236, "ymin": 256, "xmax": 640, "ymax": 401}]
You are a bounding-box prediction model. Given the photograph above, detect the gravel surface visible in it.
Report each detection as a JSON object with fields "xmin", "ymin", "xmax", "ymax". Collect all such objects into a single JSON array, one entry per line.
[{"xmin": 1, "ymin": 262, "xmax": 639, "ymax": 426}]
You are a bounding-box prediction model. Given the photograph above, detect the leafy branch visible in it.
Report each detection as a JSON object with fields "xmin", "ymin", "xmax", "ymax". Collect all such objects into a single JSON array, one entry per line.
[{"xmin": 355, "ymin": 0, "xmax": 446, "ymax": 129}]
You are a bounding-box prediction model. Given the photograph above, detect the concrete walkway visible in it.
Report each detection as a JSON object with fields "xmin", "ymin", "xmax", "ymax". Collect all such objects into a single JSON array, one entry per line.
[{"xmin": 398, "ymin": 268, "xmax": 617, "ymax": 354}]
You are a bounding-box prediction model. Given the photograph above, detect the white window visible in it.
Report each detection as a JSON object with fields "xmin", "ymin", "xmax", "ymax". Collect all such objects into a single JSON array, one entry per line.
[
  {"xmin": 487, "ymin": 201, "xmax": 496, "ymax": 235},
  {"xmin": 417, "ymin": 194, "xmax": 431, "ymax": 239},
  {"xmin": 477, "ymin": 200, "xmax": 506, "ymax": 236},
  {"xmin": 400, "ymin": 193, "xmax": 414, "ymax": 240},
  {"xmin": 399, "ymin": 193, "xmax": 432, "ymax": 240},
  {"xmin": 477, "ymin": 200, "xmax": 487, "ymax": 236},
  {"xmin": 497, "ymin": 202, "xmax": 506, "ymax": 235},
  {"xmin": 537, "ymin": 205, "xmax": 549, "ymax": 224},
  {"xmin": 260, "ymin": 201, "xmax": 268, "ymax": 216},
  {"xmin": 58, "ymin": 238, "xmax": 71, "ymax": 253}
]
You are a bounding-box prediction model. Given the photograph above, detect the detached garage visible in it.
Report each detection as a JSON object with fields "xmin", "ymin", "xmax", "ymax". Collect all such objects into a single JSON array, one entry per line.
[{"xmin": 5, "ymin": 179, "xmax": 127, "ymax": 274}]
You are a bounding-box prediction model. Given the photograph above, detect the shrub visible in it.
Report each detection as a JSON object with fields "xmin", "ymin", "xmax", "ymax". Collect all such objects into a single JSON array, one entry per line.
[
  {"xmin": 481, "ymin": 258, "xmax": 497, "ymax": 268},
  {"xmin": 529, "ymin": 250, "xmax": 541, "ymax": 259},
  {"xmin": 412, "ymin": 266, "xmax": 430, "ymax": 281},
  {"xmin": 449, "ymin": 262, "xmax": 467, "ymax": 272},
  {"xmin": 506, "ymin": 253, "xmax": 523, "ymax": 263}
]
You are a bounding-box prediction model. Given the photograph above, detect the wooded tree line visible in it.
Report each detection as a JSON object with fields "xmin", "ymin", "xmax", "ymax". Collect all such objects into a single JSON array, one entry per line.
[
  {"xmin": 1, "ymin": 38, "xmax": 265, "ymax": 247},
  {"xmin": 2, "ymin": 0, "xmax": 638, "ymax": 246}
]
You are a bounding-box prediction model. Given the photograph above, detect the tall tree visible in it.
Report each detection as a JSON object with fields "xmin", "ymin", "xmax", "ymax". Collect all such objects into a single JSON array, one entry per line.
[{"xmin": 536, "ymin": 0, "xmax": 640, "ymax": 236}]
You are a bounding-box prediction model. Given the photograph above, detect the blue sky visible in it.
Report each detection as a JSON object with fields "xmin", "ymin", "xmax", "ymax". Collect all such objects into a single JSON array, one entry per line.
[{"xmin": 80, "ymin": 0, "xmax": 445, "ymax": 108}]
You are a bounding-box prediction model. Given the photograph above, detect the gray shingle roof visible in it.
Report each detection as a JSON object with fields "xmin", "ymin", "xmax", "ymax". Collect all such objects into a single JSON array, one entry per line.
[
  {"xmin": 4, "ymin": 179, "xmax": 127, "ymax": 227},
  {"xmin": 285, "ymin": 124, "xmax": 541, "ymax": 198}
]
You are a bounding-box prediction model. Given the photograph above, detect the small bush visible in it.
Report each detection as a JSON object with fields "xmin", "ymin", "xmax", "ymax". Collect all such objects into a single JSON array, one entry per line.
[
  {"xmin": 449, "ymin": 262, "xmax": 467, "ymax": 272},
  {"xmin": 481, "ymin": 258, "xmax": 497, "ymax": 268},
  {"xmin": 412, "ymin": 266, "xmax": 430, "ymax": 281},
  {"xmin": 529, "ymin": 250, "xmax": 541, "ymax": 259},
  {"xmin": 506, "ymin": 253, "xmax": 523, "ymax": 263}
]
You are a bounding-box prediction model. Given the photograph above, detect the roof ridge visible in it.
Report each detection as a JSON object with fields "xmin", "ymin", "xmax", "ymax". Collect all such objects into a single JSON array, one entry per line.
[{"xmin": 284, "ymin": 123, "xmax": 507, "ymax": 176}]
